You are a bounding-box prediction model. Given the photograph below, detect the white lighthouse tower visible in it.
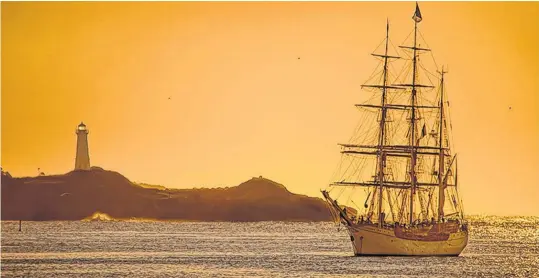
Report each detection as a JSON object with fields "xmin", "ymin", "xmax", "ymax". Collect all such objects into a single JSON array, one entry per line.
[{"xmin": 75, "ymin": 122, "xmax": 91, "ymax": 170}]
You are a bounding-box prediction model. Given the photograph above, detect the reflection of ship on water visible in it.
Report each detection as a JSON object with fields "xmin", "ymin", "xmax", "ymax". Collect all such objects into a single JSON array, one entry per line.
[{"xmin": 322, "ymin": 3, "xmax": 468, "ymax": 256}]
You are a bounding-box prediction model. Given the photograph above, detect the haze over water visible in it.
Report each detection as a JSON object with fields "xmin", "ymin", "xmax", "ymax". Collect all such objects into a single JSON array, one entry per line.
[{"xmin": 1, "ymin": 215, "xmax": 537, "ymax": 277}]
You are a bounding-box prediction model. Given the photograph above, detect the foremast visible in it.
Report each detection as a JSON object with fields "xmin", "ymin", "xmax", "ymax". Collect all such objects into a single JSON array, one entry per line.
[{"xmin": 375, "ymin": 19, "xmax": 391, "ymax": 228}]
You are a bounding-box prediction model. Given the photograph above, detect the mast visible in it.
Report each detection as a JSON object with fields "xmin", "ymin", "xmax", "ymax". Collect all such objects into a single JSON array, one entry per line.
[
  {"xmin": 437, "ymin": 67, "xmax": 447, "ymax": 221},
  {"xmin": 408, "ymin": 4, "xmax": 420, "ymax": 225},
  {"xmin": 377, "ymin": 20, "xmax": 390, "ymax": 228}
]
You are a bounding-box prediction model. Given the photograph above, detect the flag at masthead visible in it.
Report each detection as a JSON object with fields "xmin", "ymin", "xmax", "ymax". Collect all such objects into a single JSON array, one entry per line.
[{"xmin": 412, "ymin": 2, "xmax": 423, "ymax": 23}]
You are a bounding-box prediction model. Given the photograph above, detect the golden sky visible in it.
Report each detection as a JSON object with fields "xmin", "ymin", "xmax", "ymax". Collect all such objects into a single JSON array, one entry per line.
[{"xmin": 2, "ymin": 2, "xmax": 538, "ymax": 216}]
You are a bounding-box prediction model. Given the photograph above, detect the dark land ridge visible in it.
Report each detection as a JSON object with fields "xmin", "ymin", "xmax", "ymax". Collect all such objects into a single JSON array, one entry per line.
[{"xmin": 1, "ymin": 167, "xmax": 332, "ymax": 221}]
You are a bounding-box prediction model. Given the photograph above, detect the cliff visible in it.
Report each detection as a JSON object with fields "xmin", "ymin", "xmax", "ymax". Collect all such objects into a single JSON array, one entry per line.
[{"xmin": 1, "ymin": 168, "xmax": 331, "ymax": 221}]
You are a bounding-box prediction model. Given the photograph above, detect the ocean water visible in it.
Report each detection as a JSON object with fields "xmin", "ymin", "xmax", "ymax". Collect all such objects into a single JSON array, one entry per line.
[{"xmin": 1, "ymin": 216, "xmax": 538, "ymax": 277}]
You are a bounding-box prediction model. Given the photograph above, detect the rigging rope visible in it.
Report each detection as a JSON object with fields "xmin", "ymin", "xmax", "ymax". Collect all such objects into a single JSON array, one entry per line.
[{"xmin": 417, "ymin": 28, "xmax": 441, "ymax": 72}]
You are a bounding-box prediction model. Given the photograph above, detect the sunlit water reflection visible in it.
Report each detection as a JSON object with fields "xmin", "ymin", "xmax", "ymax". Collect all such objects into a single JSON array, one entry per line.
[{"xmin": 1, "ymin": 216, "xmax": 538, "ymax": 277}]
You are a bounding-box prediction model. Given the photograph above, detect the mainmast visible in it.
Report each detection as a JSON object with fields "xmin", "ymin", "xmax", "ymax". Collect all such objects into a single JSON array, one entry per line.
[
  {"xmin": 437, "ymin": 67, "xmax": 447, "ymax": 221},
  {"xmin": 376, "ymin": 20, "xmax": 391, "ymax": 228},
  {"xmin": 408, "ymin": 3, "xmax": 422, "ymax": 225}
]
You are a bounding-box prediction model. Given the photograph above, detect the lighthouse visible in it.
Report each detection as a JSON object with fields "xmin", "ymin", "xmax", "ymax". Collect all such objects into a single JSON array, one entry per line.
[{"xmin": 75, "ymin": 122, "xmax": 91, "ymax": 170}]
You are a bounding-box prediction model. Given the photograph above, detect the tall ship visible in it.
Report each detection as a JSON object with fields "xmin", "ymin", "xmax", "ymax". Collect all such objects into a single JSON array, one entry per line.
[{"xmin": 322, "ymin": 3, "xmax": 468, "ymax": 256}]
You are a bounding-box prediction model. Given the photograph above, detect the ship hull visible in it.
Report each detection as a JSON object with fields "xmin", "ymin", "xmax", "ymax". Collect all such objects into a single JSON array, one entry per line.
[{"xmin": 347, "ymin": 225, "xmax": 468, "ymax": 256}]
